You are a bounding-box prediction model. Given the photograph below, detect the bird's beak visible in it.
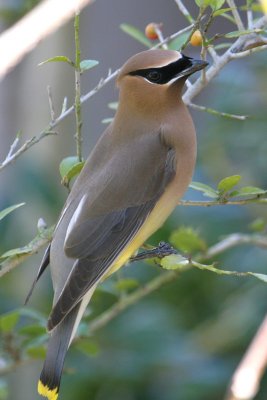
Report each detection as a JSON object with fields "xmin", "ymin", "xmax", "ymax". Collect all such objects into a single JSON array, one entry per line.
[
  {"xmin": 172, "ymin": 55, "xmax": 208, "ymax": 81},
  {"xmin": 180, "ymin": 55, "xmax": 209, "ymax": 76},
  {"xmin": 187, "ymin": 58, "xmax": 209, "ymax": 75}
]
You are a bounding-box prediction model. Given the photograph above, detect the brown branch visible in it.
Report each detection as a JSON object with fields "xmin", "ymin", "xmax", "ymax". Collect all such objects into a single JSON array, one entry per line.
[
  {"xmin": 206, "ymin": 233, "xmax": 267, "ymax": 259},
  {"xmin": 0, "ymin": 0, "xmax": 94, "ymax": 80},
  {"xmin": 225, "ymin": 314, "xmax": 267, "ymax": 400}
]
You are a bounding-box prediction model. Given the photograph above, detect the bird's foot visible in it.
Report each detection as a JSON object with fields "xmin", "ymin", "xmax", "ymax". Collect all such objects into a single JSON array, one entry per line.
[{"xmin": 130, "ymin": 241, "xmax": 178, "ymax": 263}]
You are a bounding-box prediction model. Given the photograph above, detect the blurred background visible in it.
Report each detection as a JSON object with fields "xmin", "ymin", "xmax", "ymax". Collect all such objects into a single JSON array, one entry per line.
[{"xmin": 0, "ymin": 0, "xmax": 267, "ymax": 399}]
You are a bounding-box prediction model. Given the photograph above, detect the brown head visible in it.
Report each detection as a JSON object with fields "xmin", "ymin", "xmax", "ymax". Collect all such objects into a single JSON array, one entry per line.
[{"xmin": 116, "ymin": 49, "xmax": 207, "ymax": 117}]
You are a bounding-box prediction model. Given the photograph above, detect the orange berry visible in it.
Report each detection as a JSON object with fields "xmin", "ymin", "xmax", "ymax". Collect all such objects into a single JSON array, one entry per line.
[
  {"xmin": 145, "ymin": 23, "xmax": 161, "ymax": 40},
  {"xmin": 190, "ymin": 30, "xmax": 203, "ymax": 46}
]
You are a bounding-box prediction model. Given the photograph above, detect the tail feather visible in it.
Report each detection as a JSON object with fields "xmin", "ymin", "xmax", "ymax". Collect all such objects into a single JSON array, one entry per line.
[
  {"xmin": 38, "ymin": 302, "xmax": 80, "ymax": 400},
  {"xmin": 38, "ymin": 287, "xmax": 96, "ymax": 399}
]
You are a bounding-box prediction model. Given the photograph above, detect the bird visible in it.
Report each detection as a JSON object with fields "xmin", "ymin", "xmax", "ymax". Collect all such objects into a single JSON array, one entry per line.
[{"xmin": 32, "ymin": 49, "xmax": 208, "ymax": 400}]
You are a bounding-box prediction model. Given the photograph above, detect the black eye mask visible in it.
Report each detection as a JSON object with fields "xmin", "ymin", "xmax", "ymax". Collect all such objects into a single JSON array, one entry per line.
[{"xmin": 129, "ymin": 55, "xmax": 193, "ymax": 84}]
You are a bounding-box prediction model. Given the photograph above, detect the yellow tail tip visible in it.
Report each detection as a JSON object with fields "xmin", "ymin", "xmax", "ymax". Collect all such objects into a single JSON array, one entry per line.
[{"xmin": 38, "ymin": 380, "xmax": 58, "ymax": 400}]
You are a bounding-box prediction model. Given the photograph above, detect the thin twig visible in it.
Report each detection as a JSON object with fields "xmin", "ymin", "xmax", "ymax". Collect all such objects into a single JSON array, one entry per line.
[
  {"xmin": 183, "ymin": 15, "xmax": 267, "ymax": 104},
  {"xmin": 47, "ymin": 86, "xmax": 55, "ymax": 123},
  {"xmin": 74, "ymin": 12, "xmax": 83, "ymax": 161},
  {"xmin": 5, "ymin": 133, "xmax": 21, "ymax": 161},
  {"xmin": 154, "ymin": 25, "xmax": 168, "ymax": 50},
  {"xmin": 0, "ymin": 130, "xmax": 57, "ymax": 171},
  {"xmin": 247, "ymin": 8, "xmax": 254, "ymax": 29},
  {"xmin": 188, "ymin": 102, "xmax": 248, "ymax": 120},
  {"xmin": 153, "ymin": 23, "xmax": 195, "ymax": 49},
  {"xmin": 0, "ymin": 225, "xmax": 54, "ymax": 279},
  {"xmin": 230, "ymin": 44, "xmax": 267, "ymax": 59},
  {"xmin": 173, "ymin": 0, "xmax": 194, "ymax": 23},
  {"xmin": 206, "ymin": 233, "xmax": 267, "ymax": 259},
  {"xmin": 227, "ymin": 0, "xmax": 245, "ymax": 31},
  {"xmin": 0, "ymin": 0, "xmax": 94, "ymax": 80},
  {"xmin": 207, "ymin": 46, "xmax": 220, "ymax": 63},
  {"xmin": 181, "ymin": 8, "xmax": 206, "ymax": 51},
  {"xmin": 178, "ymin": 198, "xmax": 267, "ymax": 206}
]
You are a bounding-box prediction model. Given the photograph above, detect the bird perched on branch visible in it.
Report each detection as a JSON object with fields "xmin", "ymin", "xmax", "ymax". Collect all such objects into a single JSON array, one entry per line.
[{"xmin": 31, "ymin": 49, "xmax": 207, "ymax": 400}]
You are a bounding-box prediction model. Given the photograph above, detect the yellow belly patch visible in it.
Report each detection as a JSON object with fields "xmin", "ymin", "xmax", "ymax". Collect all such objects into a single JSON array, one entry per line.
[{"xmin": 106, "ymin": 186, "xmax": 178, "ymax": 277}]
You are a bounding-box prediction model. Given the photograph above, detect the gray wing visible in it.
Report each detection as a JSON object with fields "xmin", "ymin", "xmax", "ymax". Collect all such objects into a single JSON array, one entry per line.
[{"xmin": 48, "ymin": 133, "xmax": 176, "ymax": 331}]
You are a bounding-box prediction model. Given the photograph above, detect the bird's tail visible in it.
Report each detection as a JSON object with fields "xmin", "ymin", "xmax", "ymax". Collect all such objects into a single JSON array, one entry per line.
[{"xmin": 38, "ymin": 287, "xmax": 96, "ymax": 400}]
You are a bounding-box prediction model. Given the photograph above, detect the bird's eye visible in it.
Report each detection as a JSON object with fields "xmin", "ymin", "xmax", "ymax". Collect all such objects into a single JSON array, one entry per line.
[{"xmin": 146, "ymin": 70, "xmax": 162, "ymax": 83}]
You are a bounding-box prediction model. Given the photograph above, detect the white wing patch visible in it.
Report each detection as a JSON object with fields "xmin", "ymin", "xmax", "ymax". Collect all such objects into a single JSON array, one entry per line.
[{"xmin": 65, "ymin": 194, "xmax": 87, "ymax": 246}]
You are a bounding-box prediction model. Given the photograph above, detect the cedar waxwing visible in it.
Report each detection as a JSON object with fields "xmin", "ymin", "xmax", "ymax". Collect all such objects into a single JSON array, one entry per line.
[{"xmin": 33, "ymin": 49, "xmax": 208, "ymax": 400}]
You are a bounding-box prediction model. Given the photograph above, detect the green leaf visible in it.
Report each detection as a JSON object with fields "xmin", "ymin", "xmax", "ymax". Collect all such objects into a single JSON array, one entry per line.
[
  {"xmin": 38, "ymin": 56, "xmax": 74, "ymax": 67},
  {"xmin": 195, "ymin": 0, "xmax": 224, "ymax": 8},
  {"xmin": 168, "ymin": 33, "xmax": 188, "ymax": 50},
  {"xmin": 240, "ymin": 4, "xmax": 263, "ymax": 12},
  {"xmin": 120, "ymin": 24, "xmax": 152, "ymax": 48},
  {"xmin": 195, "ymin": 0, "xmax": 210, "ymax": 7},
  {"xmin": 0, "ymin": 246, "xmax": 32, "ymax": 259},
  {"xmin": 213, "ymin": 7, "xmax": 233, "ymax": 16},
  {"xmin": 115, "ymin": 278, "xmax": 139, "ymax": 291},
  {"xmin": 160, "ymin": 254, "xmax": 189, "ymax": 270},
  {"xmin": 190, "ymin": 181, "xmax": 218, "ymax": 198},
  {"xmin": 19, "ymin": 325, "xmax": 46, "ymax": 337},
  {"xmin": 192, "ymin": 261, "xmax": 231, "ymax": 275},
  {"xmin": 249, "ymin": 218, "xmax": 266, "ymax": 232},
  {"xmin": 59, "ymin": 156, "xmax": 85, "ymax": 186},
  {"xmin": 80, "ymin": 59, "xmax": 99, "ymax": 73},
  {"xmin": 0, "ymin": 311, "xmax": 19, "ymax": 333},
  {"xmin": 236, "ymin": 186, "xmax": 266, "ymax": 196},
  {"xmin": 209, "ymin": 0, "xmax": 225, "ymax": 10},
  {"xmin": 0, "ymin": 203, "xmax": 25, "ymax": 222},
  {"xmin": 217, "ymin": 175, "xmax": 241, "ymax": 193},
  {"xmin": 191, "ymin": 261, "xmax": 267, "ymax": 284},
  {"xmin": 75, "ymin": 339, "xmax": 100, "ymax": 356},
  {"xmin": 0, "ymin": 226, "xmax": 54, "ymax": 260},
  {"xmin": 26, "ymin": 345, "xmax": 46, "ymax": 359},
  {"xmin": 225, "ymin": 29, "xmax": 264, "ymax": 38},
  {"xmin": 170, "ymin": 226, "xmax": 207, "ymax": 253},
  {"xmin": 59, "ymin": 156, "xmax": 80, "ymax": 178},
  {"xmin": 214, "ymin": 43, "xmax": 232, "ymax": 50}
]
